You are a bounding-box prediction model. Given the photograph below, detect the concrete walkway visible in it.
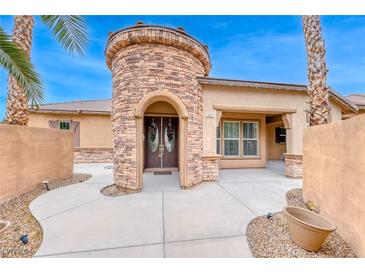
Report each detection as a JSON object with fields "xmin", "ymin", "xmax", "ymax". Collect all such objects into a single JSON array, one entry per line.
[{"xmin": 30, "ymin": 161, "xmax": 302, "ymax": 258}]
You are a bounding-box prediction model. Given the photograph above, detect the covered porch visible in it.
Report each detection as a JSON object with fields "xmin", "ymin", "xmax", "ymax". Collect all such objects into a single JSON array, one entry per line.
[{"xmin": 205, "ymin": 104, "xmax": 302, "ymax": 178}]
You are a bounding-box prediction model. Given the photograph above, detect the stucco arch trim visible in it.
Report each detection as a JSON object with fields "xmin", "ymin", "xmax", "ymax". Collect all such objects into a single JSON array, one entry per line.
[
  {"xmin": 135, "ymin": 90, "xmax": 188, "ymax": 119},
  {"xmin": 134, "ymin": 89, "xmax": 188, "ymax": 190}
]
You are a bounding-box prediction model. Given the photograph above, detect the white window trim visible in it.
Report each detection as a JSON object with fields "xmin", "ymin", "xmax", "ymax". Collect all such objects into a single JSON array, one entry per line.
[
  {"xmin": 223, "ymin": 121, "xmax": 240, "ymax": 157},
  {"xmin": 216, "ymin": 122, "xmax": 221, "ymax": 155},
  {"xmin": 242, "ymin": 121, "xmax": 259, "ymax": 157}
]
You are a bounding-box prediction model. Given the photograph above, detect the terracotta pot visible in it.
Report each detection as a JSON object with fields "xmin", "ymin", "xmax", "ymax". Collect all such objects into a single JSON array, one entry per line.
[
  {"xmin": 0, "ymin": 220, "xmax": 11, "ymax": 234},
  {"xmin": 284, "ymin": 206, "xmax": 336, "ymax": 252}
]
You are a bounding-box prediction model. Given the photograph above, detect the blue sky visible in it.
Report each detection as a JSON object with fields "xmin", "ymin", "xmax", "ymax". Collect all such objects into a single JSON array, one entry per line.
[{"xmin": 1, "ymin": 15, "xmax": 365, "ymax": 119}]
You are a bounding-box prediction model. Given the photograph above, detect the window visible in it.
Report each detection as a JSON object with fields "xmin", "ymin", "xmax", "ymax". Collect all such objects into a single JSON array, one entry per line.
[
  {"xmin": 223, "ymin": 121, "xmax": 240, "ymax": 156},
  {"xmin": 243, "ymin": 122, "xmax": 259, "ymax": 156},
  {"xmin": 216, "ymin": 124, "xmax": 221, "ymax": 154},
  {"xmin": 59, "ymin": 121, "xmax": 70, "ymax": 130},
  {"xmin": 275, "ymin": 127, "xmax": 286, "ymax": 144}
]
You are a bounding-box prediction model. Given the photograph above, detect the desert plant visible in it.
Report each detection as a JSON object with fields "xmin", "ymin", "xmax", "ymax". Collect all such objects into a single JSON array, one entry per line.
[
  {"xmin": 302, "ymin": 15, "xmax": 331, "ymax": 126},
  {"xmin": 0, "ymin": 26, "xmax": 43, "ymax": 116},
  {"xmin": 4, "ymin": 15, "xmax": 88, "ymax": 125}
]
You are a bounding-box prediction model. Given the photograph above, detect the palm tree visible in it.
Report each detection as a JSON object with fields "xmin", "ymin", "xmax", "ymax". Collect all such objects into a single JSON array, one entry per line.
[
  {"xmin": 4, "ymin": 15, "xmax": 88, "ymax": 125},
  {"xmin": 1, "ymin": 26, "xmax": 43, "ymax": 116},
  {"xmin": 302, "ymin": 15, "xmax": 331, "ymax": 126}
]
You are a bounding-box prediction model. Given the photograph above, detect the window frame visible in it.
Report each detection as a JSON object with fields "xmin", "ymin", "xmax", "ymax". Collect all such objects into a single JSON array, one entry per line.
[
  {"xmin": 242, "ymin": 121, "xmax": 259, "ymax": 157},
  {"xmin": 276, "ymin": 126, "xmax": 286, "ymax": 144},
  {"xmin": 223, "ymin": 120, "xmax": 241, "ymax": 157},
  {"xmin": 59, "ymin": 120, "xmax": 70, "ymax": 130},
  {"xmin": 216, "ymin": 122, "xmax": 221, "ymax": 155}
]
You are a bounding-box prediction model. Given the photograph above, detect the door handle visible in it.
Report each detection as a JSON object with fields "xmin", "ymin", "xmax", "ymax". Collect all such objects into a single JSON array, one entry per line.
[{"xmin": 158, "ymin": 144, "xmax": 165, "ymax": 158}]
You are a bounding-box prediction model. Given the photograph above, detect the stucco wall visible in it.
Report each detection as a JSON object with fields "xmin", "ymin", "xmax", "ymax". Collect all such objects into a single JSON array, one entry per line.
[
  {"xmin": 28, "ymin": 113, "xmax": 112, "ymax": 148},
  {"xmin": 303, "ymin": 114, "xmax": 365, "ymax": 257},
  {"xmin": 0, "ymin": 124, "xmax": 73, "ymax": 202},
  {"xmin": 202, "ymin": 85, "xmax": 343, "ymax": 165}
]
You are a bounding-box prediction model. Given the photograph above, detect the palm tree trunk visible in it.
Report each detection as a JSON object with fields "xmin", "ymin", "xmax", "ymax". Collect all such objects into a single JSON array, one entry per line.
[
  {"xmin": 5, "ymin": 16, "xmax": 34, "ymax": 125},
  {"xmin": 302, "ymin": 15, "xmax": 331, "ymax": 126}
]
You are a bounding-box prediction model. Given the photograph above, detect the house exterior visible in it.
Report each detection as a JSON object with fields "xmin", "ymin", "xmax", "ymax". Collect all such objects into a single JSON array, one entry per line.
[{"xmin": 28, "ymin": 23, "xmax": 360, "ymax": 191}]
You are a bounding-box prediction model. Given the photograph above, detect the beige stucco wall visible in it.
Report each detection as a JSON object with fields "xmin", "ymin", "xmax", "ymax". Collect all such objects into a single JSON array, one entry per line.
[
  {"xmin": 303, "ymin": 114, "xmax": 365, "ymax": 257},
  {"xmin": 267, "ymin": 122, "xmax": 286, "ymax": 160},
  {"xmin": 0, "ymin": 124, "xmax": 73, "ymax": 202},
  {"xmin": 202, "ymin": 85, "xmax": 343, "ymax": 168},
  {"xmin": 28, "ymin": 113, "xmax": 112, "ymax": 148},
  {"xmin": 145, "ymin": 101, "xmax": 177, "ymax": 115}
]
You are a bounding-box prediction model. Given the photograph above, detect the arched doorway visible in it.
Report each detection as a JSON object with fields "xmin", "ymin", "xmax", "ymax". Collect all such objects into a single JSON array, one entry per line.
[
  {"xmin": 144, "ymin": 102, "xmax": 179, "ymax": 170},
  {"xmin": 135, "ymin": 90, "xmax": 188, "ymax": 190}
]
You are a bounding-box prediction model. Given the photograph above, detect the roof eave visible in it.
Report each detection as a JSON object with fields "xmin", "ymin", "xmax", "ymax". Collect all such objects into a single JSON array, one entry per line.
[
  {"xmin": 28, "ymin": 108, "xmax": 111, "ymax": 116},
  {"xmin": 198, "ymin": 77, "xmax": 358, "ymax": 113},
  {"xmin": 197, "ymin": 77, "xmax": 307, "ymax": 92},
  {"xmin": 328, "ymin": 88, "xmax": 358, "ymax": 113}
]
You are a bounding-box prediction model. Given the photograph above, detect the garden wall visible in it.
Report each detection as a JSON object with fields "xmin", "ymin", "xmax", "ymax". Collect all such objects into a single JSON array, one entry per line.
[
  {"xmin": 0, "ymin": 124, "xmax": 73, "ymax": 202},
  {"xmin": 303, "ymin": 114, "xmax": 365, "ymax": 257}
]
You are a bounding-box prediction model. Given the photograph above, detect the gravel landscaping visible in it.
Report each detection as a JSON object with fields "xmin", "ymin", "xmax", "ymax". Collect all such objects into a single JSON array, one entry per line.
[
  {"xmin": 0, "ymin": 173, "xmax": 91, "ymax": 258},
  {"xmin": 246, "ymin": 188, "xmax": 355, "ymax": 258}
]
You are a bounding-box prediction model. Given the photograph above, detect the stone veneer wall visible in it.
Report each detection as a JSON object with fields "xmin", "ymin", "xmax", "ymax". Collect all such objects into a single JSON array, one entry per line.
[
  {"xmin": 106, "ymin": 25, "xmax": 211, "ymax": 190},
  {"xmin": 202, "ymin": 157, "xmax": 220, "ymax": 182},
  {"xmin": 74, "ymin": 147, "xmax": 113, "ymax": 163},
  {"xmin": 284, "ymin": 153, "xmax": 303, "ymax": 178}
]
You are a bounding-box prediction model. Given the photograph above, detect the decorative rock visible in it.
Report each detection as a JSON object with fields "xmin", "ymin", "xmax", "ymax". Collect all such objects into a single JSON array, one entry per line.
[
  {"xmin": 306, "ymin": 201, "xmax": 319, "ymax": 213},
  {"xmin": 246, "ymin": 188, "xmax": 355, "ymax": 258},
  {"xmin": 0, "ymin": 220, "xmax": 11, "ymax": 234},
  {"xmin": 0, "ymin": 173, "xmax": 91, "ymax": 258}
]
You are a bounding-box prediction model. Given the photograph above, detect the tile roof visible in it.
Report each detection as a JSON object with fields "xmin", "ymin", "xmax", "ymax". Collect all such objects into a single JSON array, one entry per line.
[
  {"xmin": 346, "ymin": 94, "xmax": 365, "ymax": 108},
  {"xmin": 29, "ymin": 99, "xmax": 112, "ymax": 114}
]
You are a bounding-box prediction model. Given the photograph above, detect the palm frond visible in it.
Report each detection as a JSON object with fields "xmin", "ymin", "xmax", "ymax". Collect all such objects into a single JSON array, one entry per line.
[
  {"xmin": 41, "ymin": 15, "xmax": 88, "ymax": 55},
  {"xmin": 0, "ymin": 27, "xmax": 44, "ymax": 107}
]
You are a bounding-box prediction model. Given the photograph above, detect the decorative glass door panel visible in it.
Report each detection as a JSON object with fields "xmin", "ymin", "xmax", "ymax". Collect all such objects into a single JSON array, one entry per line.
[{"xmin": 144, "ymin": 116, "xmax": 178, "ymax": 169}]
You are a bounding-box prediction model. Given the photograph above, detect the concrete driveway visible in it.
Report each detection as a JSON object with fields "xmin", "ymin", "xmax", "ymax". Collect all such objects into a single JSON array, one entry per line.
[{"xmin": 30, "ymin": 161, "xmax": 302, "ymax": 258}]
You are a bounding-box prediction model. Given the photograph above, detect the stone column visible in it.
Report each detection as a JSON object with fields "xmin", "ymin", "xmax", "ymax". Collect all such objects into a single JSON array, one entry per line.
[
  {"xmin": 284, "ymin": 153, "xmax": 303, "ymax": 178},
  {"xmin": 202, "ymin": 155, "xmax": 220, "ymax": 182},
  {"xmin": 282, "ymin": 113, "xmax": 303, "ymax": 178}
]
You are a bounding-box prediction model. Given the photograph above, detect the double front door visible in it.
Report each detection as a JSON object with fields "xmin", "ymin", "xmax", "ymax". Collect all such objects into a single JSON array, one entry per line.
[{"xmin": 144, "ymin": 116, "xmax": 178, "ymax": 169}]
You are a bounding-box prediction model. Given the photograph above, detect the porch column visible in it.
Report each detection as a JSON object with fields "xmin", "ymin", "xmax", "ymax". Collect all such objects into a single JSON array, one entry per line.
[
  {"xmin": 282, "ymin": 113, "xmax": 304, "ymax": 178},
  {"xmin": 201, "ymin": 109, "xmax": 221, "ymax": 182}
]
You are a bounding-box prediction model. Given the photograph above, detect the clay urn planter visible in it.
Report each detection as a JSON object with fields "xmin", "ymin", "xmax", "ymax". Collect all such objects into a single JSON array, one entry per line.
[
  {"xmin": 0, "ymin": 220, "xmax": 11, "ymax": 234},
  {"xmin": 284, "ymin": 206, "xmax": 336, "ymax": 252}
]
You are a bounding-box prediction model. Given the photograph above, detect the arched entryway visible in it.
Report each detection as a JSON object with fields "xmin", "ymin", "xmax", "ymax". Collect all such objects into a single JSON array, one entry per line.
[
  {"xmin": 144, "ymin": 104, "xmax": 179, "ymax": 170},
  {"xmin": 135, "ymin": 90, "xmax": 188, "ymax": 190}
]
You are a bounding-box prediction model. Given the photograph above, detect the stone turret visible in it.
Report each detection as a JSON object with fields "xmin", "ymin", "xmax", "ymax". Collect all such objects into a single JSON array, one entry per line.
[{"xmin": 105, "ymin": 23, "xmax": 211, "ymax": 190}]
